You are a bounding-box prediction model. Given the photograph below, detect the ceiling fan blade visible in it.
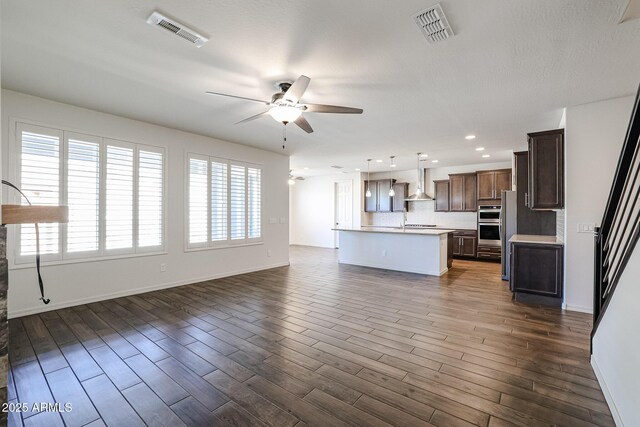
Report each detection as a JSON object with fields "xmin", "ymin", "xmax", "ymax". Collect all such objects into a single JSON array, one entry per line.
[
  {"xmin": 283, "ymin": 75, "xmax": 311, "ymax": 104},
  {"xmin": 294, "ymin": 115, "xmax": 314, "ymax": 133},
  {"xmin": 302, "ymin": 103, "xmax": 363, "ymax": 114},
  {"xmin": 206, "ymin": 91, "xmax": 270, "ymax": 105},
  {"xmin": 235, "ymin": 111, "xmax": 270, "ymax": 124}
]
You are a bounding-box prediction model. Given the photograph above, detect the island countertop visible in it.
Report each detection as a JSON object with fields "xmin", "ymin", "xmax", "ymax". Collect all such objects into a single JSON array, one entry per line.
[{"xmin": 333, "ymin": 227, "xmax": 455, "ymax": 236}]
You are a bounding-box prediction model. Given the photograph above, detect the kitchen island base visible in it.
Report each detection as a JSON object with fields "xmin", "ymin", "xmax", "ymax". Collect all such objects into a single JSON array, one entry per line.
[{"xmin": 336, "ymin": 228, "xmax": 453, "ymax": 276}]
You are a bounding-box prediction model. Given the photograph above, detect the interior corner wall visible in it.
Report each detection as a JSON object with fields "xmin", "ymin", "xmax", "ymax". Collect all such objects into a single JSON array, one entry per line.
[
  {"xmin": 1, "ymin": 89, "xmax": 290, "ymax": 318},
  {"xmin": 592, "ymin": 242, "xmax": 640, "ymax": 426},
  {"xmin": 289, "ymin": 172, "xmax": 362, "ymax": 248},
  {"xmin": 564, "ymin": 95, "xmax": 635, "ymax": 313}
]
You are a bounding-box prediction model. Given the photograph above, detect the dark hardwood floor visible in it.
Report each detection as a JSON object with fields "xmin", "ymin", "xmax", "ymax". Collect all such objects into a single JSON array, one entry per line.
[{"xmin": 8, "ymin": 246, "xmax": 613, "ymax": 426}]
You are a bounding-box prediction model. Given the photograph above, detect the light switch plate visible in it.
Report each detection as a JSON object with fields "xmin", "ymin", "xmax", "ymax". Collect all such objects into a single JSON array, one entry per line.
[
  {"xmin": 279, "ymin": 217, "xmax": 286, "ymax": 224},
  {"xmin": 269, "ymin": 217, "xmax": 277, "ymax": 224},
  {"xmin": 577, "ymin": 223, "xmax": 596, "ymax": 233}
]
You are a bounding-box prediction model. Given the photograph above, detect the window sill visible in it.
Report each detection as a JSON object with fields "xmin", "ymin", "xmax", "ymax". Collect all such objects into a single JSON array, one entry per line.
[
  {"xmin": 10, "ymin": 250, "xmax": 168, "ymax": 270},
  {"xmin": 184, "ymin": 241, "xmax": 264, "ymax": 253}
]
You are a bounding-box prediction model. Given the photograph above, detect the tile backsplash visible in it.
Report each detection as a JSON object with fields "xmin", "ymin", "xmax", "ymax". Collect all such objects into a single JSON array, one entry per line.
[{"xmin": 365, "ymin": 201, "xmax": 477, "ymax": 230}]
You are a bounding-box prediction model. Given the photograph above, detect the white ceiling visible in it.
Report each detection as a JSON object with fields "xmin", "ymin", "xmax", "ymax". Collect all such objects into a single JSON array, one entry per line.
[{"xmin": 2, "ymin": 0, "xmax": 640, "ymax": 176}]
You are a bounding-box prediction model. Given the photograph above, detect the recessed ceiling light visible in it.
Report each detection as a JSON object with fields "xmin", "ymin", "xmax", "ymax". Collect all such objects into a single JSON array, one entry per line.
[
  {"xmin": 431, "ymin": 160, "xmax": 439, "ymax": 163},
  {"xmin": 376, "ymin": 159, "xmax": 382, "ymax": 163},
  {"xmin": 482, "ymin": 154, "xmax": 491, "ymax": 158},
  {"xmin": 355, "ymin": 168, "xmax": 361, "ymax": 171},
  {"xmin": 465, "ymin": 135, "xmax": 476, "ymax": 140},
  {"xmin": 420, "ymin": 153, "xmax": 429, "ymax": 158},
  {"xmin": 475, "ymin": 147, "xmax": 485, "ymax": 151},
  {"xmin": 304, "ymin": 167, "xmax": 309, "ymax": 170}
]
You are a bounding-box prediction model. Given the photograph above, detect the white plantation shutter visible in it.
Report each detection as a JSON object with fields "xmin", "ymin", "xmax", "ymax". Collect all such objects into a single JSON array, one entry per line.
[
  {"xmin": 105, "ymin": 143, "xmax": 134, "ymax": 251},
  {"xmin": 18, "ymin": 125, "xmax": 62, "ymax": 257},
  {"xmin": 66, "ymin": 134, "xmax": 100, "ymax": 254},
  {"xmin": 248, "ymin": 167, "xmax": 262, "ymax": 239},
  {"xmin": 138, "ymin": 149, "xmax": 164, "ymax": 249},
  {"xmin": 211, "ymin": 160, "xmax": 228, "ymax": 242},
  {"xmin": 189, "ymin": 157, "xmax": 209, "ymax": 246},
  {"xmin": 230, "ymin": 164, "xmax": 246, "ymax": 240}
]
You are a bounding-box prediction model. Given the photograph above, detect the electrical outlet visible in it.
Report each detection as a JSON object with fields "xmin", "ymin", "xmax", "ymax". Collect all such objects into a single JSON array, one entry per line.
[
  {"xmin": 160, "ymin": 263, "xmax": 167, "ymax": 272},
  {"xmin": 267, "ymin": 249, "xmax": 272, "ymax": 257},
  {"xmin": 382, "ymin": 250, "xmax": 387, "ymax": 257}
]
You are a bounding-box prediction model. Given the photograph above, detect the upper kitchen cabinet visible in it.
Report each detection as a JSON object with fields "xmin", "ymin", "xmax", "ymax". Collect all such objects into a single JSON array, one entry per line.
[
  {"xmin": 434, "ymin": 180, "xmax": 450, "ymax": 212},
  {"xmin": 449, "ymin": 173, "xmax": 477, "ymax": 212},
  {"xmin": 364, "ymin": 180, "xmax": 378, "ymax": 212},
  {"xmin": 364, "ymin": 179, "xmax": 395, "ymax": 212},
  {"xmin": 391, "ymin": 182, "xmax": 409, "ymax": 212},
  {"xmin": 528, "ymin": 129, "xmax": 564, "ymax": 210},
  {"xmin": 477, "ymin": 169, "xmax": 512, "ymax": 202}
]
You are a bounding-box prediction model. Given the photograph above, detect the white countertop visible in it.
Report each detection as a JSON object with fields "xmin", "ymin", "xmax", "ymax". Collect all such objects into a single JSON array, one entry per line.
[
  {"xmin": 509, "ymin": 234, "xmax": 564, "ymax": 245},
  {"xmin": 333, "ymin": 227, "xmax": 455, "ymax": 236}
]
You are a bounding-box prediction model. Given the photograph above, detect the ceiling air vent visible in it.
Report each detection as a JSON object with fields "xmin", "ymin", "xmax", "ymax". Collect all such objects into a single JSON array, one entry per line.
[
  {"xmin": 146, "ymin": 11, "xmax": 209, "ymax": 48},
  {"xmin": 414, "ymin": 4, "xmax": 454, "ymax": 43},
  {"xmin": 331, "ymin": 165, "xmax": 343, "ymax": 169}
]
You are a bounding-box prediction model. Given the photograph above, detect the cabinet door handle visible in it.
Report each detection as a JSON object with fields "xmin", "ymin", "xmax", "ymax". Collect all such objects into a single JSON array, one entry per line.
[{"xmin": 525, "ymin": 193, "xmax": 529, "ymax": 207}]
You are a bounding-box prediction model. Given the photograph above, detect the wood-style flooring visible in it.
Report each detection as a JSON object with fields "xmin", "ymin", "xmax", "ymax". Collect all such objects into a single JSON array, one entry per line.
[{"xmin": 8, "ymin": 246, "xmax": 613, "ymax": 426}]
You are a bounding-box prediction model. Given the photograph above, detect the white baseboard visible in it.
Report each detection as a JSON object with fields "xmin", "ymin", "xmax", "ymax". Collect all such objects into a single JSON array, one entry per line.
[
  {"xmin": 563, "ymin": 303, "xmax": 594, "ymax": 314},
  {"xmin": 591, "ymin": 356, "xmax": 624, "ymax": 426},
  {"xmin": 8, "ymin": 261, "xmax": 290, "ymax": 318}
]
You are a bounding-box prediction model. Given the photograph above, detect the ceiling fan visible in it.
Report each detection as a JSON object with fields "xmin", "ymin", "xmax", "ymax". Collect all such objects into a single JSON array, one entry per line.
[
  {"xmin": 205, "ymin": 75, "xmax": 363, "ymax": 135},
  {"xmin": 288, "ymin": 170, "xmax": 305, "ymax": 185}
]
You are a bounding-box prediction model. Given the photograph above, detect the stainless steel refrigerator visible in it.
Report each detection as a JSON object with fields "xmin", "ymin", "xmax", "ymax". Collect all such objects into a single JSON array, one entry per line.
[{"xmin": 501, "ymin": 191, "xmax": 517, "ymax": 281}]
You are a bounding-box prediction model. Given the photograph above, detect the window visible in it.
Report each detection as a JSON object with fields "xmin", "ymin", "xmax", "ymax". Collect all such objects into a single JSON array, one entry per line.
[
  {"xmin": 187, "ymin": 154, "xmax": 262, "ymax": 248},
  {"xmin": 14, "ymin": 122, "xmax": 165, "ymax": 263}
]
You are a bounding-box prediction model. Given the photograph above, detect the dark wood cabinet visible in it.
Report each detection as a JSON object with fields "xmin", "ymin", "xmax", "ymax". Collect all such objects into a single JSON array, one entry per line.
[
  {"xmin": 364, "ymin": 179, "xmax": 398, "ymax": 212},
  {"xmin": 452, "ymin": 230, "xmax": 477, "ymax": 258},
  {"xmin": 477, "ymin": 169, "xmax": 512, "ymax": 202},
  {"xmin": 528, "ymin": 129, "xmax": 564, "ymax": 210},
  {"xmin": 510, "ymin": 242, "xmax": 563, "ymax": 301},
  {"xmin": 391, "ymin": 183, "xmax": 408, "ymax": 212},
  {"xmin": 434, "ymin": 180, "xmax": 450, "ymax": 212},
  {"xmin": 514, "ymin": 151, "xmax": 556, "ymax": 235},
  {"xmin": 449, "ymin": 173, "xmax": 477, "ymax": 212},
  {"xmin": 377, "ymin": 179, "xmax": 393, "ymax": 212},
  {"xmin": 364, "ymin": 180, "xmax": 378, "ymax": 212},
  {"xmin": 477, "ymin": 245, "xmax": 501, "ymax": 261}
]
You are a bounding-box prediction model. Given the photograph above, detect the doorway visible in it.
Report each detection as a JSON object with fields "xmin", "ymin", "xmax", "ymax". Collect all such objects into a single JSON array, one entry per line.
[{"xmin": 334, "ymin": 180, "xmax": 353, "ymax": 248}]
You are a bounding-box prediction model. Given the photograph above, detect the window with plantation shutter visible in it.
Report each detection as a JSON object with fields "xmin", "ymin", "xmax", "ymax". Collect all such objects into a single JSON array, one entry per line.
[
  {"xmin": 230, "ymin": 164, "xmax": 246, "ymax": 240},
  {"xmin": 248, "ymin": 167, "xmax": 261, "ymax": 239},
  {"xmin": 186, "ymin": 154, "xmax": 262, "ymax": 249},
  {"xmin": 66, "ymin": 134, "xmax": 100, "ymax": 254},
  {"xmin": 14, "ymin": 122, "xmax": 165, "ymax": 264},
  {"xmin": 138, "ymin": 149, "xmax": 164, "ymax": 249},
  {"xmin": 105, "ymin": 143, "xmax": 134, "ymax": 251},
  {"xmin": 211, "ymin": 160, "xmax": 228, "ymax": 242},
  {"xmin": 188, "ymin": 157, "xmax": 209, "ymax": 246},
  {"xmin": 18, "ymin": 124, "xmax": 62, "ymax": 257}
]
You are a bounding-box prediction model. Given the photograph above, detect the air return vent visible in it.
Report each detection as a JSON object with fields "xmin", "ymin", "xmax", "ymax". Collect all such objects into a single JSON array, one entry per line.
[
  {"xmin": 414, "ymin": 4, "xmax": 454, "ymax": 43},
  {"xmin": 146, "ymin": 11, "xmax": 209, "ymax": 48}
]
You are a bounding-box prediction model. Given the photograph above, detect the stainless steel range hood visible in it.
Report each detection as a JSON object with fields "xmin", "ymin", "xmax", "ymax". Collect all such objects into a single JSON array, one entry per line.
[{"xmin": 404, "ymin": 166, "xmax": 433, "ymax": 201}]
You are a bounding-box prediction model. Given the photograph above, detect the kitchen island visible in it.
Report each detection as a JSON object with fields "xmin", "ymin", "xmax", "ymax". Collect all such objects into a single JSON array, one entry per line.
[{"xmin": 333, "ymin": 227, "xmax": 454, "ymax": 276}]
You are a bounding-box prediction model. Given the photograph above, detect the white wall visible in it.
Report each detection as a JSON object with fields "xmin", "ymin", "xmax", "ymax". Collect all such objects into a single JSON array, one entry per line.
[
  {"xmin": 592, "ymin": 243, "xmax": 640, "ymax": 426},
  {"xmin": 366, "ymin": 161, "xmax": 512, "ymax": 229},
  {"xmin": 564, "ymin": 95, "xmax": 635, "ymax": 312},
  {"xmin": 289, "ymin": 172, "xmax": 362, "ymax": 248},
  {"xmin": 1, "ymin": 90, "xmax": 290, "ymax": 317}
]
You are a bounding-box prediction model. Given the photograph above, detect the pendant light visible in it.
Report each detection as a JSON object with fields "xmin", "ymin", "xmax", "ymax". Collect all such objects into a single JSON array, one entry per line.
[
  {"xmin": 365, "ymin": 159, "xmax": 372, "ymax": 198},
  {"xmin": 388, "ymin": 156, "xmax": 396, "ymax": 197}
]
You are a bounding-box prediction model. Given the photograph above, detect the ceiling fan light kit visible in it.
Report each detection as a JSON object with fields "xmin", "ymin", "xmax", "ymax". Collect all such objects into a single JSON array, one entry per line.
[{"xmin": 269, "ymin": 105, "xmax": 302, "ymax": 123}]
